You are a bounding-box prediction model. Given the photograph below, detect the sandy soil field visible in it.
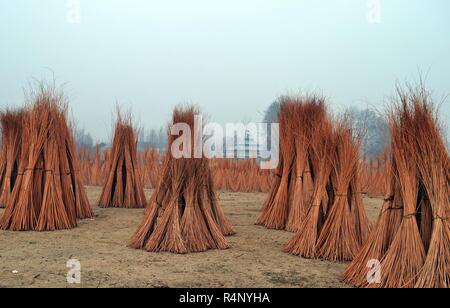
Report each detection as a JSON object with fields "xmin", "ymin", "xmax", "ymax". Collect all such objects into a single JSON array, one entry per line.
[{"xmin": 0, "ymin": 187, "xmax": 382, "ymax": 288}]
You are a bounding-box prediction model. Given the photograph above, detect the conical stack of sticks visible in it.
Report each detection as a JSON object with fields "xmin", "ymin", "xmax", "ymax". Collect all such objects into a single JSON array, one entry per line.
[
  {"xmin": 343, "ymin": 85, "xmax": 449, "ymax": 288},
  {"xmin": 0, "ymin": 84, "xmax": 93, "ymax": 231},
  {"xmin": 258, "ymin": 99, "xmax": 301, "ymax": 230},
  {"xmin": 257, "ymin": 96, "xmax": 329, "ymax": 231},
  {"xmin": 129, "ymin": 106, "xmax": 235, "ymax": 253},
  {"xmin": 98, "ymin": 112, "xmax": 146, "ymax": 208},
  {"xmin": 314, "ymin": 119, "xmax": 372, "ymax": 261},
  {"xmin": 257, "ymin": 96, "xmax": 372, "ymax": 261},
  {"xmin": 283, "ymin": 117, "xmax": 372, "ymax": 260},
  {"xmin": 0, "ymin": 110, "xmax": 23, "ymax": 208}
]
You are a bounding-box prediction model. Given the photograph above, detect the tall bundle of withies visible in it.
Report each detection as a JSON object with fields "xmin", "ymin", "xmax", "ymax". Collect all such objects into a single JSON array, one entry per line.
[
  {"xmin": 129, "ymin": 106, "xmax": 235, "ymax": 253},
  {"xmin": 258, "ymin": 96, "xmax": 371, "ymax": 261},
  {"xmin": 98, "ymin": 112, "xmax": 146, "ymax": 208},
  {"xmin": 0, "ymin": 110, "xmax": 23, "ymax": 208},
  {"xmin": 0, "ymin": 85, "xmax": 93, "ymax": 231},
  {"xmin": 343, "ymin": 85, "xmax": 449, "ymax": 288},
  {"xmin": 257, "ymin": 97, "xmax": 327, "ymax": 231}
]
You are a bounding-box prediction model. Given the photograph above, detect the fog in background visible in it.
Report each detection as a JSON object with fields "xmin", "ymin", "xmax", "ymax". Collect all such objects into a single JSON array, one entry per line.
[{"xmin": 1, "ymin": 1, "xmax": 449, "ymax": 150}]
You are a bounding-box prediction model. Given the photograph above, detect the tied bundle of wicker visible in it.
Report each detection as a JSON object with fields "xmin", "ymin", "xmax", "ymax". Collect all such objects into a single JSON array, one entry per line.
[
  {"xmin": 285, "ymin": 99, "xmax": 325, "ymax": 231},
  {"xmin": 129, "ymin": 106, "xmax": 235, "ymax": 254},
  {"xmin": 256, "ymin": 100, "xmax": 295, "ymax": 229},
  {"xmin": 315, "ymin": 118, "xmax": 371, "ymax": 261},
  {"xmin": 410, "ymin": 90, "xmax": 449, "ymax": 288},
  {"xmin": 0, "ymin": 110, "xmax": 23, "ymax": 208},
  {"xmin": 98, "ymin": 111, "xmax": 146, "ymax": 208},
  {"xmin": 343, "ymin": 84, "xmax": 449, "ymax": 288},
  {"xmin": 284, "ymin": 112, "xmax": 373, "ymax": 261},
  {"xmin": 257, "ymin": 96, "xmax": 327, "ymax": 231},
  {"xmin": 0, "ymin": 84, "xmax": 93, "ymax": 231},
  {"xmin": 283, "ymin": 118, "xmax": 335, "ymax": 257}
]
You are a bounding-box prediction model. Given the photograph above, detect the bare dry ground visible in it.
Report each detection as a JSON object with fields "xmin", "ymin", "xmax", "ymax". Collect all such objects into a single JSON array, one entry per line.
[{"xmin": 0, "ymin": 187, "xmax": 382, "ymax": 288}]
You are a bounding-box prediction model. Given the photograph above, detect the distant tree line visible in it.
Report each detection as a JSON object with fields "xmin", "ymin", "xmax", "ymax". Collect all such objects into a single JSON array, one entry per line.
[
  {"xmin": 137, "ymin": 127, "xmax": 168, "ymax": 150},
  {"xmin": 74, "ymin": 127, "xmax": 94, "ymax": 150},
  {"xmin": 346, "ymin": 107, "xmax": 390, "ymax": 158},
  {"xmin": 74, "ymin": 126, "xmax": 168, "ymax": 151}
]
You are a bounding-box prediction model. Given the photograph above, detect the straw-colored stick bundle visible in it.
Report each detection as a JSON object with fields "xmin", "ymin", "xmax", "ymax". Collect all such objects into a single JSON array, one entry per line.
[
  {"xmin": 286, "ymin": 105, "xmax": 312, "ymax": 231},
  {"xmin": 283, "ymin": 119, "xmax": 335, "ymax": 258},
  {"xmin": 257, "ymin": 97, "xmax": 327, "ymax": 231},
  {"xmin": 275, "ymin": 102, "xmax": 372, "ymax": 261},
  {"xmin": 258, "ymin": 96, "xmax": 372, "ymax": 260},
  {"xmin": 257, "ymin": 101, "xmax": 296, "ymax": 229},
  {"xmin": 98, "ymin": 113, "xmax": 146, "ymax": 208},
  {"xmin": 0, "ymin": 110, "xmax": 23, "ymax": 208},
  {"xmin": 0, "ymin": 85, "xmax": 93, "ymax": 231},
  {"xmin": 315, "ymin": 120, "xmax": 367, "ymax": 261},
  {"xmin": 344, "ymin": 85, "xmax": 449, "ymax": 288},
  {"xmin": 350, "ymin": 174, "xmax": 373, "ymax": 246},
  {"xmin": 129, "ymin": 106, "xmax": 235, "ymax": 254},
  {"xmin": 409, "ymin": 92, "xmax": 449, "ymax": 288},
  {"xmin": 377, "ymin": 111, "xmax": 425, "ymax": 288}
]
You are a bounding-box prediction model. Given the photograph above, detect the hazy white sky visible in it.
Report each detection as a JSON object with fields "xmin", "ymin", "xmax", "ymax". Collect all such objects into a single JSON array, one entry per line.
[{"xmin": 1, "ymin": 0, "xmax": 449, "ymax": 141}]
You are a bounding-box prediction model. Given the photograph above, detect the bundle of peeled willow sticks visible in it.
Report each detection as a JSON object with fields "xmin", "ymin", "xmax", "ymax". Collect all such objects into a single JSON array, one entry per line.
[
  {"xmin": 129, "ymin": 106, "xmax": 235, "ymax": 253},
  {"xmin": 283, "ymin": 111, "xmax": 372, "ymax": 261},
  {"xmin": 98, "ymin": 112, "xmax": 146, "ymax": 208},
  {"xmin": 283, "ymin": 118, "xmax": 335, "ymax": 257},
  {"xmin": 257, "ymin": 100, "xmax": 296, "ymax": 229},
  {"xmin": 413, "ymin": 97, "xmax": 450, "ymax": 288},
  {"xmin": 0, "ymin": 110, "xmax": 23, "ymax": 208},
  {"xmin": 0, "ymin": 84, "xmax": 93, "ymax": 231},
  {"xmin": 343, "ymin": 84, "xmax": 449, "ymax": 288},
  {"xmin": 315, "ymin": 119, "xmax": 371, "ymax": 261},
  {"xmin": 257, "ymin": 96, "xmax": 328, "ymax": 231},
  {"xmin": 285, "ymin": 100, "xmax": 319, "ymax": 231}
]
